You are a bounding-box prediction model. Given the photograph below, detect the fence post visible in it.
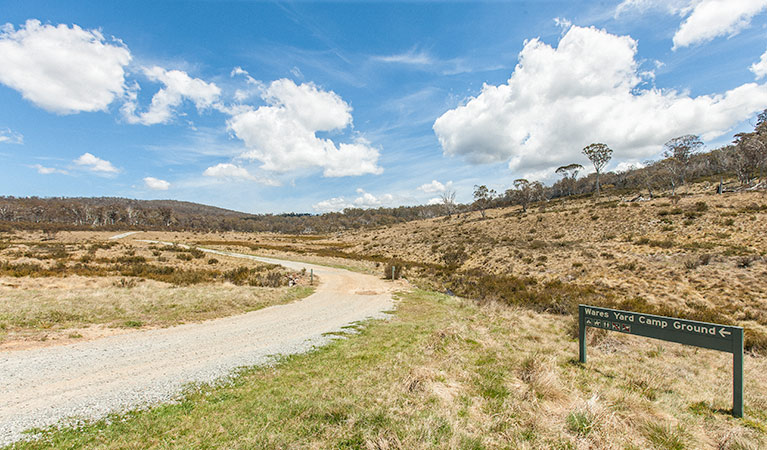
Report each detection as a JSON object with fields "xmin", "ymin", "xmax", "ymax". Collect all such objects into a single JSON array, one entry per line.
[
  {"xmin": 310, "ymin": 269, "xmax": 313, "ymax": 285},
  {"xmin": 392, "ymin": 265, "xmax": 395, "ymax": 281}
]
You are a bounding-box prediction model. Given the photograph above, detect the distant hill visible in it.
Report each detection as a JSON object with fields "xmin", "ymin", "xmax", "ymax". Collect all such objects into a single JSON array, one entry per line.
[
  {"xmin": 0, "ymin": 196, "xmax": 447, "ymax": 234},
  {"xmin": 0, "ymin": 141, "xmax": 761, "ymax": 234}
]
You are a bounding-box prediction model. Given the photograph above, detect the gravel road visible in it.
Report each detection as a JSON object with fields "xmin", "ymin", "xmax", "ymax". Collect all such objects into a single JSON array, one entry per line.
[{"xmin": 0, "ymin": 245, "xmax": 396, "ymax": 445}]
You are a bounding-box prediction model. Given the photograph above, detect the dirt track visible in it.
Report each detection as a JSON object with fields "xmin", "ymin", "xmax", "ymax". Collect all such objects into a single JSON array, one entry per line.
[{"xmin": 0, "ymin": 246, "xmax": 397, "ymax": 445}]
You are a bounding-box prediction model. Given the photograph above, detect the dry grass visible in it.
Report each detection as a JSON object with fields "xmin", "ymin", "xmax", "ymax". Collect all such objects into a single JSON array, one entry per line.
[
  {"xmin": 0, "ymin": 275, "xmax": 313, "ymax": 348},
  {"xmin": 0, "ymin": 233, "xmax": 314, "ymax": 348},
  {"xmin": 64, "ymin": 189, "xmax": 767, "ymax": 351},
  {"xmin": 314, "ymin": 188, "xmax": 767, "ymax": 351},
  {"xmin": 9, "ymin": 290, "xmax": 766, "ymax": 449}
]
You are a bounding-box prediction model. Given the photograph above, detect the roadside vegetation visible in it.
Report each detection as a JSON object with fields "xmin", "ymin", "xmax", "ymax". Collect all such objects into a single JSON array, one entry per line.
[
  {"xmin": 7, "ymin": 290, "xmax": 765, "ymax": 449},
  {"xmin": 0, "ymin": 236, "xmax": 313, "ymax": 347},
  {"xmin": 144, "ymin": 188, "xmax": 767, "ymax": 353}
]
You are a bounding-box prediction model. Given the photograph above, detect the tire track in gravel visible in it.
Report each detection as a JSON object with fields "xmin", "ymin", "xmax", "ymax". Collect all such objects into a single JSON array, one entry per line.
[{"xmin": 0, "ymin": 241, "xmax": 396, "ymax": 446}]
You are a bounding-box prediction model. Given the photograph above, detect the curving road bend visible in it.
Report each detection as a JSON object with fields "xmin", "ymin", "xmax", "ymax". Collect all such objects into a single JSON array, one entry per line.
[{"xmin": 0, "ymin": 245, "xmax": 396, "ymax": 446}]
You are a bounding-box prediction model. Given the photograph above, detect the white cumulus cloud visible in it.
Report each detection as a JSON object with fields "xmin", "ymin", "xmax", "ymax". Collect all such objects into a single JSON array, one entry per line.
[
  {"xmin": 74, "ymin": 152, "xmax": 119, "ymax": 174},
  {"xmin": 202, "ymin": 162, "xmax": 278, "ymax": 186},
  {"xmin": 143, "ymin": 176, "xmax": 170, "ymax": 190},
  {"xmin": 417, "ymin": 179, "xmax": 453, "ymax": 193},
  {"xmin": 312, "ymin": 189, "xmax": 394, "ymax": 212},
  {"xmin": 228, "ymin": 79, "xmax": 382, "ymax": 177},
  {"xmin": 312, "ymin": 197, "xmax": 352, "ymax": 213},
  {"xmin": 433, "ymin": 25, "xmax": 767, "ymax": 178},
  {"xmin": 673, "ymin": 0, "xmax": 767, "ymax": 49},
  {"xmin": 353, "ymin": 188, "xmax": 394, "ymax": 208},
  {"xmin": 752, "ymin": 49, "xmax": 767, "ymax": 79},
  {"xmin": 0, "ymin": 19, "xmax": 131, "ymax": 114},
  {"xmin": 31, "ymin": 164, "xmax": 67, "ymax": 175},
  {"xmin": 615, "ymin": 0, "xmax": 767, "ymax": 49},
  {"xmin": 122, "ymin": 66, "xmax": 221, "ymax": 125},
  {"xmin": 0, "ymin": 128, "xmax": 23, "ymax": 144}
]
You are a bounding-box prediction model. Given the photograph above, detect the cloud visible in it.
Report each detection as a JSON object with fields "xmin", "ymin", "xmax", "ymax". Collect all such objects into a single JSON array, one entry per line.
[
  {"xmin": 752, "ymin": 48, "xmax": 767, "ymax": 79},
  {"xmin": 228, "ymin": 78, "xmax": 382, "ymax": 177},
  {"xmin": 353, "ymin": 188, "xmax": 394, "ymax": 208},
  {"xmin": 433, "ymin": 25, "xmax": 767, "ymax": 179},
  {"xmin": 312, "ymin": 197, "xmax": 351, "ymax": 213},
  {"xmin": 31, "ymin": 164, "xmax": 67, "ymax": 174},
  {"xmin": 372, "ymin": 49, "xmax": 434, "ymax": 65},
  {"xmin": 0, "ymin": 128, "xmax": 22, "ymax": 144},
  {"xmin": 673, "ymin": 0, "xmax": 767, "ymax": 49},
  {"xmin": 615, "ymin": 0, "xmax": 767, "ymax": 49},
  {"xmin": 417, "ymin": 179, "xmax": 453, "ymax": 193},
  {"xmin": 202, "ymin": 162, "xmax": 278, "ymax": 185},
  {"xmin": 0, "ymin": 19, "xmax": 131, "ymax": 114},
  {"xmin": 615, "ymin": 0, "xmax": 692, "ymax": 17},
  {"xmin": 553, "ymin": 17, "xmax": 573, "ymax": 31},
  {"xmin": 74, "ymin": 152, "xmax": 119, "ymax": 173},
  {"xmin": 143, "ymin": 176, "xmax": 170, "ymax": 190},
  {"xmin": 613, "ymin": 161, "xmax": 647, "ymax": 173},
  {"xmin": 312, "ymin": 189, "xmax": 394, "ymax": 212},
  {"xmin": 122, "ymin": 66, "xmax": 221, "ymax": 125},
  {"xmin": 427, "ymin": 197, "xmax": 443, "ymax": 205}
]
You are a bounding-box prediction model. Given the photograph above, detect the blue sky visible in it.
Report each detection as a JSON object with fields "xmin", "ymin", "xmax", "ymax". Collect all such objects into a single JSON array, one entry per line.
[{"xmin": 1, "ymin": 0, "xmax": 766, "ymax": 213}]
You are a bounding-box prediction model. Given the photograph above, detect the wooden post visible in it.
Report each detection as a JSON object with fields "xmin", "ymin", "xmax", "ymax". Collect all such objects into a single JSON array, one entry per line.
[
  {"xmin": 578, "ymin": 305, "xmax": 586, "ymax": 364},
  {"xmin": 310, "ymin": 269, "xmax": 313, "ymax": 285},
  {"xmin": 733, "ymin": 328, "xmax": 744, "ymax": 418},
  {"xmin": 391, "ymin": 265, "xmax": 395, "ymax": 281}
]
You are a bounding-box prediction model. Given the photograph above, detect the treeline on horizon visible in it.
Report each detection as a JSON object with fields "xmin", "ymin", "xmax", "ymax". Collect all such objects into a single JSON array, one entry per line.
[{"xmin": 1, "ymin": 114, "xmax": 765, "ymax": 234}]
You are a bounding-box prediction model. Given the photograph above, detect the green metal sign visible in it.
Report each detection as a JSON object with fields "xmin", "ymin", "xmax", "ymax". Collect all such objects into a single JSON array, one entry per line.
[{"xmin": 578, "ymin": 304, "xmax": 744, "ymax": 417}]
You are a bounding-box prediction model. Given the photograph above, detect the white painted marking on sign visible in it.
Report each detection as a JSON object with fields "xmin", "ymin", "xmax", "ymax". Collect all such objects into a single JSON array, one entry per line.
[{"xmin": 719, "ymin": 328, "xmax": 731, "ymax": 338}]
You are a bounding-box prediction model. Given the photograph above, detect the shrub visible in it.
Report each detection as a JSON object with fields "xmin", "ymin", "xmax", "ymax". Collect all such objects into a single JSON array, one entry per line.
[
  {"xmin": 384, "ymin": 260, "xmax": 404, "ymax": 280},
  {"xmin": 736, "ymin": 256, "xmax": 756, "ymax": 268},
  {"xmin": 207, "ymin": 258, "xmax": 218, "ymax": 265},
  {"xmin": 440, "ymin": 245, "xmax": 468, "ymax": 268},
  {"xmin": 176, "ymin": 253, "xmax": 193, "ymax": 261},
  {"xmin": 529, "ymin": 240, "xmax": 547, "ymax": 249}
]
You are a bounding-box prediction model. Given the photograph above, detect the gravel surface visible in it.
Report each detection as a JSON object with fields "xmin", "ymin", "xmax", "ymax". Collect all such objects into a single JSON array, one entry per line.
[
  {"xmin": 0, "ymin": 244, "xmax": 396, "ymax": 446},
  {"xmin": 107, "ymin": 231, "xmax": 140, "ymax": 240}
]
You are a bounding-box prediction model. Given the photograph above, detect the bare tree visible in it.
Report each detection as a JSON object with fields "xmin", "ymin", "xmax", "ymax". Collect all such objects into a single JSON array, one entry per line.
[
  {"xmin": 582, "ymin": 143, "xmax": 613, "ymax": 197},
  {"xmin": 473, "ymin": 185, "xmax": 495, "ymax": 219},
  {"xmin": 440, "ymin": 188, "xmax": 457, "ymax": 218},
  {"xmin": 663, "ymin": 135, "xmax": 703, "ymax": 188},
  {"xmin": 555, "ymin": 163, "xmax": 583, "ymax": 196}
]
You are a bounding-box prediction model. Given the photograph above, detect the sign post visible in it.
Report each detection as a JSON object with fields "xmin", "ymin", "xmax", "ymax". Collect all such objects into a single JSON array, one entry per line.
[{"xmin": 578, "ymin": 304, "xmax": 744, "ymax": 417}]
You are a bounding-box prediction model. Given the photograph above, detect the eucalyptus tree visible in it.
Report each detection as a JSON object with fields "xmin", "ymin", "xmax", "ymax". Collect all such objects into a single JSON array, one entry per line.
[
  {"xmin": 555, "ymin": 163, "xmax": 583, "ymax": 196},
  {"xmin": 582, "ymin": 143, "xmax": 613, "ymax": 197},
  {"xmin": 663, "ymin": 135, "xmax": 703, "ymax": 188},
  {"xmin": 472, "ymin": 185, "xmax": 496, "ymax": 219}
]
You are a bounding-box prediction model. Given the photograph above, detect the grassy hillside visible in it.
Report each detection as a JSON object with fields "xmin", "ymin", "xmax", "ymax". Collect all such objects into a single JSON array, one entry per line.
[
  {"xmin": 8, "ymin": 290, "xmax": 765, "ymax": 449},
  {"xmin": 323, "ymin": 188, "xmax": 767, "ymax": 351}
]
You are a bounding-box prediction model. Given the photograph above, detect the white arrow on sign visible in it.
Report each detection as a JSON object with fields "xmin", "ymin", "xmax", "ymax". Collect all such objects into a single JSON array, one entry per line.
[{"xmin": 719, "ymin": 328, "xmax": 731, "ymax": 338}]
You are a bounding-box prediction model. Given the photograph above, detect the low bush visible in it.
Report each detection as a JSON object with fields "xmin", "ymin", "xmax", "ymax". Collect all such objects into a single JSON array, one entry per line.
[{"xmin": 384, "ymin": 259, "xmax": 405, "ymax": 280}]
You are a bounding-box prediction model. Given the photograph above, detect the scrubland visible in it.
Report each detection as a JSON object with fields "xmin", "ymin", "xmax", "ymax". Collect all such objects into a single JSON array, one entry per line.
[
  {"xmin": 2, "ymin": 185, "xmax": 767, "ymax": 448},
  {"xmin": 0, "ymin": 232, "xmax": 312, "ymax": 349},
  {"xmin": 330, "ymin": 188, "xmax": 767, "ymax": 352}
]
